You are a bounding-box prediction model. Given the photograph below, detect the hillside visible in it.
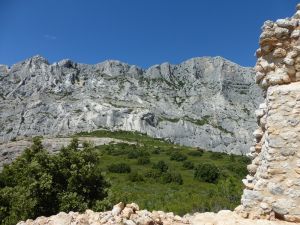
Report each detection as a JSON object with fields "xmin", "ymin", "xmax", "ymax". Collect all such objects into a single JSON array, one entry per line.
[
  {"xmin": 74, "ymin": 130, "xmax": 249, "ymax": 214},
  {"xmin": 0, "ymin": 130, "xmax": 249, "ymax": 224}
]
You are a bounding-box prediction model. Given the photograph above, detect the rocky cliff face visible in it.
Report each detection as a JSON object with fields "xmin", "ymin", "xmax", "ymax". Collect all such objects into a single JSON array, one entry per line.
[
  {"xmin": 237, "ymin": 4, "xmax": 300, "ymax": 222},
  {"xmin": 0, "ymin": 56, "xmax": 262, "ymax": 155}
]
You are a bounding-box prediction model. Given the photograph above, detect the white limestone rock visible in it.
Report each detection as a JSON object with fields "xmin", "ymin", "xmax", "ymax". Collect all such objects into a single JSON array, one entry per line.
[
  {"xmin": 283, "ymin": 57, "xmax": 295, "ymax": 66},
  {"xmin": 291, "ymin": 29, "xmax": 300, "ymax": 38},
  {"xmin": 274, "ymin": 27, "xmax": 290, "ymax": 38},
  {"xmin": 0, "ymin": 56, "xmax": 262, "ymax": 159},
  {"xmin": 276, "ymin": 19, "xmax": 298, "ymax": 28},
  {"xmin": 112, "ymin": 202, "xmax": 125, "ymax": 216},
  {"xmin": 273, "ymin": 48, "xmax": 286, "ymax": 58}
]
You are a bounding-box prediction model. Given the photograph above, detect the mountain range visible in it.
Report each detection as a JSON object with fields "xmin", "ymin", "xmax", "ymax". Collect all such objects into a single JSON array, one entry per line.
[{"xmin": 0, "ymin": 55, "xmax": 263, "ymax": 155}]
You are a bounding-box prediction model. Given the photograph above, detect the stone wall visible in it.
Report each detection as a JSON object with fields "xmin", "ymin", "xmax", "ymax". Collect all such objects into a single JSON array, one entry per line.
[{"xmin": 237, "ymin": 4, "xmax": 300, "ymax": 222}]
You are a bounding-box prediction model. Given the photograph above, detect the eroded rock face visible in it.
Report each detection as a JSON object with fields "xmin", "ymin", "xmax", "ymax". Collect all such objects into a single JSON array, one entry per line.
[
  {"xmin": 238, "ymin": 4, "xmax": 300, "ymax": 222},
  {"xmin": 0, "ymin": 56, "xmax": 262, "ymax": 155}
]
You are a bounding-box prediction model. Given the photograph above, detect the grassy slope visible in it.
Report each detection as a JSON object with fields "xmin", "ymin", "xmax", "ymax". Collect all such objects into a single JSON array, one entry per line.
[{"xmin": 75, "ymin": 130, "xmax": 249, "ymax": 215}]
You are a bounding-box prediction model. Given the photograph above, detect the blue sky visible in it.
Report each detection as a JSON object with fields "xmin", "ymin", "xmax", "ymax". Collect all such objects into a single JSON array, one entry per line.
[{"xmin": 0, "ymin": 0, "xmax": 298, "ymax": 68}]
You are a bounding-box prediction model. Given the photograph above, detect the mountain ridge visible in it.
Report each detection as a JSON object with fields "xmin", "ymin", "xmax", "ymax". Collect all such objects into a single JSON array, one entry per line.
[
  {"xmin": 0, "ymin": 55, "xmax": 252, "ymax": 72},
  {"xmin": 0, "ymin": 55, "xmax": 263, "ymax": 156}
]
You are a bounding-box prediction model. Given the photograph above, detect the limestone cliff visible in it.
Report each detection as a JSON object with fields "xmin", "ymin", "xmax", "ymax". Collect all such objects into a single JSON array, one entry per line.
[
  {"xmin": 0, "ymin": 56, "xmax": 262, "ymax": 155},
  {"xmin": 237, "ymin": 4, "xmax": 300, "ymax": 222}
]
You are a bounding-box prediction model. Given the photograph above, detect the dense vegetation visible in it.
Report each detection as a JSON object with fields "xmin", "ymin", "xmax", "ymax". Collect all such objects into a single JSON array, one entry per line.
[
  {"xmin": 0, "ymin": 130, "xmax": 250, "ymax": 224},
  {"xmin": 75, "ymin": 130, "xmax": 250, "ymax": 215},
  {"xmin": 194, "ymin": 163, "xmax": 220, "ymax": 183},
  {"xmin": 0, "ymin": 137, "xmax": 110, "ymax": 225}
]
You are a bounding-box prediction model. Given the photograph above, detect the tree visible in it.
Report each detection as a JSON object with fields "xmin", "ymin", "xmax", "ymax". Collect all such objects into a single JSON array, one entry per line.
[
  {"xmin": 0, "ymin": 137, "xmax": 110, "ymax": 225},
  {"xmin": 170, "ymin": 151, "xmax": 187, "ymax": 161},
  {"xmin": 107, "ymin": 163, "xmax": 131, "ymax": 173},
  {"xmin": 128, "ymin": 172, "xmax": 144, "ymax": 182},
  {"xmin": 152, "ymin": 160, "xmax": 168, "ymax": 173},
  {"xmin": 187, "ymin": 149, "xmax": 204, "ymax": 157},
  {"xmin": 182, "ymin": 161, "xmax": 194, "ymax": 170},
  {"xmin": 137, "ymin": 156, "xmax": 150, "ymax": 165},
  {"xmin": 209, "ymin": 152, "xmax": 224, "ymax": 160},
  {"xmin": 161, "ymin": 172, "xmax": 183, "ymax": 185},
  {"xmin": 194, "ymin": 163, "xmax": 220, "ymax": 183}
]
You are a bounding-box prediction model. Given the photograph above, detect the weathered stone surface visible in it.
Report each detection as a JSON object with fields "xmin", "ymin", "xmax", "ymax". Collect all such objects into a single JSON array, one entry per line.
[
  {"xmin": 239, "ymin": 5, "xmax": 300, "ymax": 221},
  {"xmin": 0, "ymin": 56, "xmax": 262, "ymax": 156},
  {"xmin": 122, "ymin": 207, "xmax": 134, "ymax": 219},
  {"xmin": 112, "ymin": 202, "xmax": 125, "ymax": 216},
  {"xmin": 291, "ymin": 29, "xmax": 300, "ymax": 38},
  {"xmin": 273, "ymin": 48, "xmax": 286, "ymax": 58},
  {"xmin": 126, "ymin": 203, "xmax": 140, "ymax": 212},
  {"xmin": 276, "ymin": 19, "xmax": 298, "ymax": 28},
  {"xmin": 16, "ymin": 202, "xmax": 296, "ymax": 225}
]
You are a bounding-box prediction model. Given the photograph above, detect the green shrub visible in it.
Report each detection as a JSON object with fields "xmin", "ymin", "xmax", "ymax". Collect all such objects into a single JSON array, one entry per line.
[
  {"xmin": 144, "ymin": 169, "xmax": 162, "ymax": 179},
  {"xmin": 225, "ymin": 163, "xmax": 248, "ymax": 177},
  {"xmin": 105, "ymin": 146, "xmax": 127, "ymax": 156},
  {"xmin": 215, "ymin": 176, "xmax": 243, "ymax": 204},
  {"xmin": 170, "ymin": 152, "xmax": 187, "ymax": 161},
  {"xmin": 187, "ymin": 149, "xmax": 204, "ymax": 157},
  {"xmin": 198, "ymin": 176, "xmax": 243, "ymax": 212},
  {"xmin": 171, "ymin": 172, "xmax": 183, "ymax": 185},
  {"xmin": 182, "ymin": 161, "xmax": 194, "ymax": 170},
  {"xmin": 118, "ymin": 143, "xmax": 134, "ymax": 150},
  {"xmin": 127, "ymin": 151, "xmax": 140, "ymax": 159},
  {"xmin": 137, "ymin": 156, "xmax": 150, "ymax": 165},
  {"xmin": 194, "ymin": 163, "xmax": 220, "ymax": 183},
  {"xmin": 58, "ymin": 192, "xmax": 88, "ymax": 212},
  {"xmin": 128, "ymin": 150, "xmax": 150, "ymax": 159},
  {"xmin": 229, "ymin": 154, "xmax": 236, "ymax": 162},
  {"xmin": 128, "ymin": 172, "xmax": 144, "ymax": 182},
  {"xmin": 152, "ymin": 160, "xmax": 168, "ymax": 173},
  {"xmin": 241, "ymin": 156, "xmax": 251, "ymax": 164},
  {"xmin": 107, "ymin": 163, "xmax": 131, "ymax": 173},
  {"xmin": 105, "ymin": 143, "xmax": 137, "ymax": 156},
  {"xmin": 151, "ymin": 149, "xmax": 160, "ymax": 154},
  {"xmin": 0, "ymin": 137, "xmax": 110, "ymax": 225},
  {"xmin": 209, "ymin": 152, "xmax": 225, "ymax": 160},
  {"xmin": 161, "ymin": 172, "xmax": 183, "ymax": 185},
  {"xmin": 161, "ymin": 172, "xmax": 172, "ymax": 184}
]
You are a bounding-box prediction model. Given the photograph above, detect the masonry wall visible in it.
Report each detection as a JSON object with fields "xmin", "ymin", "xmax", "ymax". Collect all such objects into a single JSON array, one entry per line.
[{"xmin": 236, "ymin": 4, "xmax": 300, "ymax": 223}]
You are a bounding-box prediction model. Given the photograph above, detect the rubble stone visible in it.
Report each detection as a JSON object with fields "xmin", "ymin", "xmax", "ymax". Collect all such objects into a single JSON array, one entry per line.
[{"xmin": 239, "ymin": 4, "xmax": 300, "ymax": 221}]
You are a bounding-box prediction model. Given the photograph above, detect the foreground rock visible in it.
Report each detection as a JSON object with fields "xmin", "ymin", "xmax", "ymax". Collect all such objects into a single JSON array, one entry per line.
[
  {"xmin": 16, "ymin": 202, "xmax": 295, "ymax": 225},
  {"xmin": 0, "ymin": 56, "xmax": 262, "ymax": 156}
]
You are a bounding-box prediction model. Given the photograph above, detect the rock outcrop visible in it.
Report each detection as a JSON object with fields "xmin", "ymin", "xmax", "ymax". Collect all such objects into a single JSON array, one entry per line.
[
  {"xmin": 0, "ymin": 56, "xmax": 262, "ymax": 155},
  {"xmin": 238, "ymin": 4, "xmax": 300, "ymax": 222},
  {"xmin": 17, "ymin": 202, "xmax": 295, "ymax": 225}
]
